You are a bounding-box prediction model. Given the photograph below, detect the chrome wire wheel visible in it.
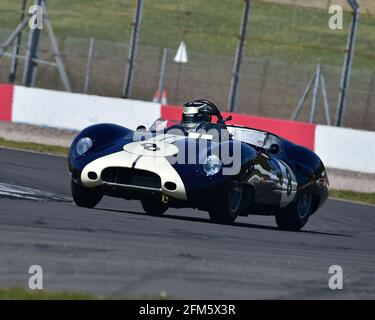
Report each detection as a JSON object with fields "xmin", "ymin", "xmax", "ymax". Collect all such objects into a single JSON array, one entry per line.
[
  {"xmin": 208, "ymin": 182, "xmax": 243, "ymax": 224},
  {"xmin": 275, "ymin": 192, "xmax": 314, "ymax": 231},
  {"xmin": 228, "ymin": 183, "xmax": 243, "ymax": 213},
  {"xmin": 297, "ymin": 193, "xmax": 313, "ymax": 219}
]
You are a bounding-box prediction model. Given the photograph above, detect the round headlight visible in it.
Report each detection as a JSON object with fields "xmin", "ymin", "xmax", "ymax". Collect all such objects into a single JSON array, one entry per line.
[
  {"xmin": 76, "ymin": 137, "xmax": 93, "ymax": 156},
  {"xmin": 203, "ymin": 154, "xmax": 222, "ymax": 176}
]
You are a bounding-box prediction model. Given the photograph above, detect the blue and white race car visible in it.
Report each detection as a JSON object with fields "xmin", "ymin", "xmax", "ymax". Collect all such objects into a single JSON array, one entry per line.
[{"xmin": 68, "ymin": 100, "xmax": 329, "ymax": 231}]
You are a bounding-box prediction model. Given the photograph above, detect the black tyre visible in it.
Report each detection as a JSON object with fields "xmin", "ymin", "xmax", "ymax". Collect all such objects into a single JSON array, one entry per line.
[
  {"xmin": 275, "ymin": 193, "xmax": 313, "ymax": 231},
  {"xmin": 141, "ymin": 197, "xmax": 168, "ymax": 216},
  {"xmin": 208, "ymin": 182, "xmax": 243, "ymax": 224},
  {"xmin": 71, "ymin": 180, "xmax": 103, "ymax": 208}
]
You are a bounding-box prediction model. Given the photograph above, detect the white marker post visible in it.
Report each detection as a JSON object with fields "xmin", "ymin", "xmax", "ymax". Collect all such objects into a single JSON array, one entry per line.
[{"xmin": 174, "ymin": 41, "xmax": 188, "ymax": 104}]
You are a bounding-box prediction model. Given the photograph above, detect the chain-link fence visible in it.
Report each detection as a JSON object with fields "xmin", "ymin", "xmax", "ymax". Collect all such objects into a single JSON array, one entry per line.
[
  {"xmin": 0, "ymin": 0, "xmax": 374, "ymax": 130},
  {"xmin": 262, "ymin": 0, "xmax": 375, "ymax": 16}
]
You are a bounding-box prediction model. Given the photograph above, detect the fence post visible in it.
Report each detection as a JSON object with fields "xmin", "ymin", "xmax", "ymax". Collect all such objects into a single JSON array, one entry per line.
[
  {"xmin": 320, "ymin": 74, "xmax": 331, "ymax": 125},
  {"xmin": 309, "ymin": 64, "xmax": 321, "ymax": 123},
  {"xmin": 122, "ymin": 0, "xmax": 143, "ymax": 99},
  {"xmin": 291, "ymin": 72, "xmax": 315, "ymax": 121},
  {"xmin": 335, "ymin": 0, "xmax": 360, "ymax": 126},
  {"xmin": 158, "ymin": 48, "xmax": 168, "ymax": 103},
  {"xmin": 23, "ymin": 0, "xmax": 42, "ymax": 87},
  {"xmin": 228, "ymin": 0, "xmax": 251, "ymax": 112},
  {"xmin": 83, "ymin": 37, "xmax": 95, "ymax": 94}
]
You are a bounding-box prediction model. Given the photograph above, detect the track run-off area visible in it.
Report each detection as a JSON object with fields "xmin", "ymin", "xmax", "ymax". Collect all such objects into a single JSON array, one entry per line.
[{"xmin": 0, "ymin": 147, "xmax": 374, "ymax": 299}]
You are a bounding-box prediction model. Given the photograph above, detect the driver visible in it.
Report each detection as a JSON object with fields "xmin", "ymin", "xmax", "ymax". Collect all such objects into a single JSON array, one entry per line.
[{"xmin": 181, "ymin": 99, "xmax": 216, "ymax": 130}]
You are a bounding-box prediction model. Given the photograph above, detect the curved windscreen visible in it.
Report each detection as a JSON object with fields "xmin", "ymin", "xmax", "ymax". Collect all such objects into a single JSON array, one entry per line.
[
  {"xmin": 227, "ymin": 126, "xmax": 281, "ymax": 150},
  {"xmin": 148, "ymin": 118, "xmax": 180, "ymax": 132}
]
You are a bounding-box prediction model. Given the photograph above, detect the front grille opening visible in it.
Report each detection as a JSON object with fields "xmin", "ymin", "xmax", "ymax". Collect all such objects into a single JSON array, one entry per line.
[{"xmin": 101, "ymin": 167, "xmax": 161, "ymax": 189}]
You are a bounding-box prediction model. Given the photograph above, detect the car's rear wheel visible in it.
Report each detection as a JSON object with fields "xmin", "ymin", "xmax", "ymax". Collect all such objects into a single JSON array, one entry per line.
[
  {"xmin": 275, "ymin": 193, "xmax": 313, "ymax": 231},
  {"xmin": 141, "ymin": 197, "xmax": 168, "ymax": 216},
  {"xmin": 71, "ymin": 180, "xmax": 103, "ymax": 208},
  {"xmin": 208, "ymin": 182, "xmax": 243, "ymax": 224}
]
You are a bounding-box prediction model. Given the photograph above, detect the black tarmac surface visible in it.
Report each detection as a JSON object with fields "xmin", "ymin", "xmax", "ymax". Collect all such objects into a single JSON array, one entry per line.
[{"xmin": 0, "ymin": 148, "xmax": 374, "ymax": 299}]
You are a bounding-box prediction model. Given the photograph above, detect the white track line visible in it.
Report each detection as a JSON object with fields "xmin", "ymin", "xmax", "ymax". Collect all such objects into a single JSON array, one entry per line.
[{"xmin": 0, "ymin": 183, "xmax": 71, "ymax": 202}]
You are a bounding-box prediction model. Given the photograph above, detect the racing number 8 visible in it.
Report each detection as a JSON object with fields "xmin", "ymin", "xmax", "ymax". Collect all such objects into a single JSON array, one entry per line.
[{"xmin": 141, "ymin": 143, "xmax": 160, "ymax": 152}]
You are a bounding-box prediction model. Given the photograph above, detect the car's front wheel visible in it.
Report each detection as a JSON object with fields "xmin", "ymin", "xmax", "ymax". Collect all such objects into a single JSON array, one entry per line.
[
  {"xmin": 71, "ymin": 180, "xmax": 103, "ymax": 208},
  {"xmin": 141, "ymin": 197, "xmax": 168, "ymax": 216},
  {"xmin": 275, "ymin": 193, "xmax": 313, "ymax": 231},
  {"xmin": 208, "ymin": 182, "xmax": 244, "ymax": 224}
]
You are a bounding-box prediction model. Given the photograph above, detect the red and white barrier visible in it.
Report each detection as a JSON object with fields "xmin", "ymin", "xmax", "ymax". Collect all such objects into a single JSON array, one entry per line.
[
  {"xmin": 315, "ymin": 125, "xmax": 375, "ymax": 174},
  {"xmin": 1, "ymin": 84, "xmax": 374, "ymax": 173},
  {"xmin": 0, "ymin": 84, "xmax": 13, "ymax": 122},
  {"xmin": 0, "ymin": 84, "xmax": 160, "ymax": 131}
]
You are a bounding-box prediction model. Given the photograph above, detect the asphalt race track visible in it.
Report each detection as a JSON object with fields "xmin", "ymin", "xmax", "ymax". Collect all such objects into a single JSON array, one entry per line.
[{"xmin": 0, "ymin": 147, "xmax": 374, "ymax": 299}]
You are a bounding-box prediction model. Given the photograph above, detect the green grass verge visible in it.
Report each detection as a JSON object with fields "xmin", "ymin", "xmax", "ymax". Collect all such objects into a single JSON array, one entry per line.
[
  {"xmin": 0, "ymin": 287, "xmax": 170, "ymax": 300},
  {"xmin": 0, "ymin": 138, "xmax": 69, "ymax": 155},
  {"xmin": 0, "ymin": 288, "xmax": 96, "ymax": 300},
  {"xmin": 0, "ymin": 0, "xmax": 374, "ymax": 69},
  {"xmin": 330, "ymin": 189, "xmax": 375, "ymax": 206}
]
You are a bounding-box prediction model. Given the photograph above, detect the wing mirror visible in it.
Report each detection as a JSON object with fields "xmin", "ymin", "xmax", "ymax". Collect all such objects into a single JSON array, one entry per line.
[
  {"xmin": 268, "ymin": 143, "xmax": 280, "ymax": 154},
  {"xmin": 223, "ymin": 115, "xmax": 232, "ymax": 123}
]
